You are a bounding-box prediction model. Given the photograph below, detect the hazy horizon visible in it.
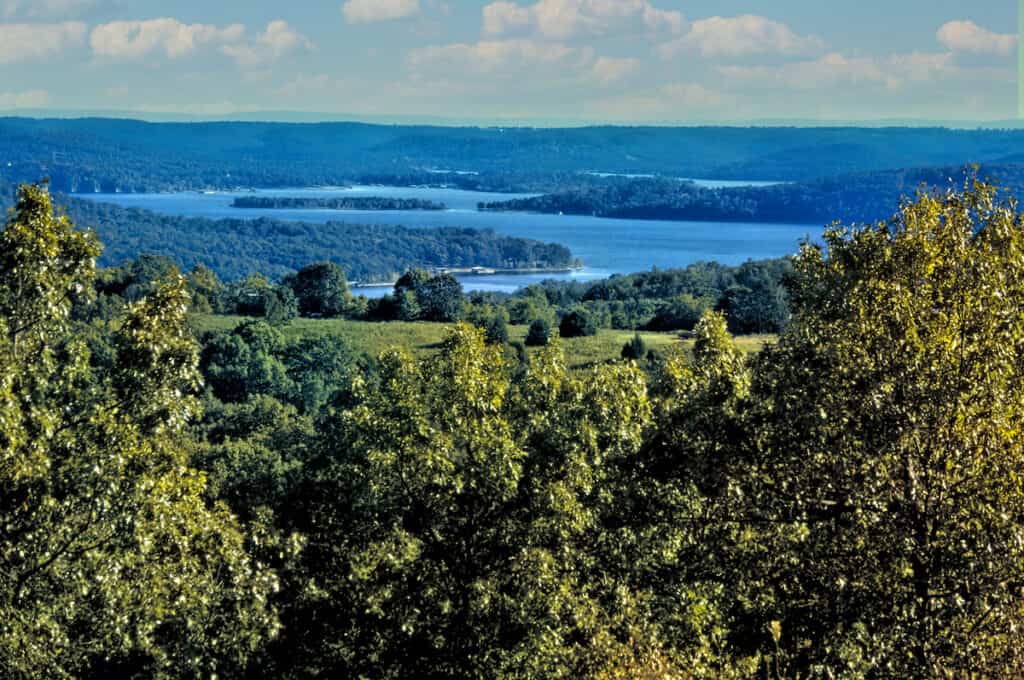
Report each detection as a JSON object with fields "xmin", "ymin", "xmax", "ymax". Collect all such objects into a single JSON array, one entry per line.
[
  {"xmin": 0, "ymin": 1, "xmax": 1017, "ymax": 123},
  {"xmin": 5, "ymin": 107, "xmax": 1024, "ymax": 130}
]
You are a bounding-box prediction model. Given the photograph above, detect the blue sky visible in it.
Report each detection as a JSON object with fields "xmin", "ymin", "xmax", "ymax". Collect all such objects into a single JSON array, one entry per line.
[{"xmin": 0, "ymin": 0, "xmax": 1018, "ymax": 122}]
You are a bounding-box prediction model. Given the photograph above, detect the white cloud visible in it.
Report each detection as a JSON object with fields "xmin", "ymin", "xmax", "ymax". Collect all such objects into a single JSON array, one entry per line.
[
  {"xmin": 90, "ymin": 18, "xmax": 245, "ymax": 60},
  {"xmin": 482, "ymin": 0, "xmax": 684, "ymax": 41},
  {"xmin": 937, "ymin": 20, "xmax": 1015, "ymax": 56},
  {"xmin": 221, "ymin": 20, "xmax": 312, "ymax": 67},
  {"xmin": 887, "ymin": 51, "xmax": 956, "ymax": 84},
  {"xmin": 407, "ymin": 38, "xmax": 586, "ymax": 76},
  {"xmin": 89, "ymin": 18, "xmax": 310, "ymax": 67},
  {"xmin": 483, "ymin": 1, "xmax": 531, "ymax": 35},
  {"xmin": 720, "ymin": 53, "xmax": 884, "ymax": 90},
  {"xmin": 0, "ymin": 21, "xmax": 86, "ymax": 64},
  {"xmin": 342, "ymin": 0, "xmax": 420, "ymax": 24},
  {"xmin": 260, "ymin": 20, "xmax": 310, "ymax": 56},
  {"xmin": 593, "ymin": 82, "xmax": 735, "ymax": 118},
  {"xmin": 719, "ymin": 51, "xmax": 957, "ymax": 91},
  {"xmin": 0, "ymin": 89, "xmax": 49, "ymax": 109},
  {"xmin": 661, "ymin": 15, "xmax": 824, "ymax": 59},
  {"xmin": 590, "ymin": 56, "xmax": 639, "ymax": 84},
  {"xmin": 406, "ymin": 36, "xmax": 647, "ymax": 102}
]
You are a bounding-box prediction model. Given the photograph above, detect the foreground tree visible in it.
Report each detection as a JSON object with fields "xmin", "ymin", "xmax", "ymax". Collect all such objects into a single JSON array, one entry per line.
[
  {"xmin": 273, "ymin": 325, "xmax": 660, "ymax": 678},
  {"xmin": 0, "ymin": 185, "xmax": 278, "ymax": 677},
  {"xmin": 733, "ymin": 180, "xmax": 1024, "ymax": 675}
]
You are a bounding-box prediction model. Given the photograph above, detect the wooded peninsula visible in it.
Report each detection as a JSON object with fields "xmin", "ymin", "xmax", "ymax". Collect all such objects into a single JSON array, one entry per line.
[{"xmin": 231, "ymin": 196, "xmax": 448, "ymax": 211}]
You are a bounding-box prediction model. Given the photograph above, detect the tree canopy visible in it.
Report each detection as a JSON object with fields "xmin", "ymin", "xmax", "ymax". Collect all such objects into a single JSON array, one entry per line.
[
  {"xmin": 282, "ymin": 261, "xmax": 352, "ymax": 318},
  {"xmin": 0, "ymin": 185, "xmax": 278, "ymax": 677},
  {"xmin": 6, "ymin": 179, "xmax": 1024, "ymax": 677}
]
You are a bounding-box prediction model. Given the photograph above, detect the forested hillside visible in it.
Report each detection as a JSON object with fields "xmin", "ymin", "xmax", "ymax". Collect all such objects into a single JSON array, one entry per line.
[
  {"xmin": 231, "ymin": 196, "xmax": 447, "ymax": 211},
  {"xmin": 61, "ymin": 195, "xmax": 575, "ymax": 281},
  {"xmin": 5, "ymin": 117, "xmax": 1024, "ymax": 192},
  {"xmin": 5, "ymin": 179, "xmax": 1024, "ymax": 677},
  {"xmin": 491, "ymin": 258, "xmax": 792, "ymax": 335},
  {"xmin": 6, "ymin": 177, "xmax": 575, "ymax": 281},
  {"xmin": 481, "ymin": 164, "xmax": 1024, "ymax": 224}
]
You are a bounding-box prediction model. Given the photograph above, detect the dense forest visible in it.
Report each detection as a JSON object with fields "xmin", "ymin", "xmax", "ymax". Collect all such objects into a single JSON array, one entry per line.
[
  {"xmin": 157, "ymin": 252, "xmax": 790, "ymax": 339},
  {"xmin": 6, "ymin": 179, "xmax": 1024, "ymax": 677},
  {"xmin": 232, "ymin": 196, "xmax": 447, "ymax": 211},
  {"xmin": 480, "ymin": 164, "xmax": 1024, "ymax": 225},
  {"xmin": 86, "ymin": 244, "xmax": 791, "ymax": 341},
  {"xmin": 498, "ymin": 259, "xmax": 792, "ymax": 335},
  {"xmin": 5, "ymin": 117, "xmax": 1024, "ymax": 192},
  {"xmin": 1, "ymin": 177, "xmax": 574, "ymax": 282},
  {"xmin": 52, "ymin": 194, "xmax": 575, "ymax": 281}
]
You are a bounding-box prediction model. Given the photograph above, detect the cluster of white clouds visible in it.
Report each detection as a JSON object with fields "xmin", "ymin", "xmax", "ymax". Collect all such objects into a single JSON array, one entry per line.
[
  {"xmin": 408, "ymin": 39, "xmax": 580, "ymax": 76},
  {"xmin": 660, "ymin": 15, "xmax": 825, "ymax": 59},
  {"xmin": 221, "ymin": 20, "xmax": 314, "ymax": 68},
  {"xmin": 0, "ymin": 20, "xmax": 86, "ymax": 64},
  {"xmin": 403, "ymin": 2, "xmax": 1017, "ymax": 118},
  {"xmin": 482, "ymin": 0, "xmax": 684, "ymax": 41},
  {"xmin": 0, "ymin": 0, "xmax": 1017, "ymax": 120},
  {"xmin": 710, "ymin": 20, "xmax": 1015, "ymax": 96},
  {"xmin": 936, "ymin": 20, "xmax": 1016, "ymax": 56},
  {"xmin": 1, "ymin": 16, "xmax": 311, "ymax": 67},
  {"xmin": 90, "ymin": 19, "xmax": 246, "ymax": 60},
  {"xmin": 406, "ymin": 41, "xmax": 643, "ymax": 91},
  {"xmin": 407, "ymin": 1, "xmax": 683, "ymax": 93},
  {"xmin": 719, "ymin": 51, "xmax": 957, "ymax": 92},
  {"xmin": 405, "ymin": 3, "xmax": 838, "ymax": 99}
]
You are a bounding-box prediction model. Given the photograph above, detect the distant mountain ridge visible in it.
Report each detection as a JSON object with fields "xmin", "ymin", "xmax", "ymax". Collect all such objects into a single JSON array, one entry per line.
[
  {"xmin": 6, "ymin": 117, "xmax": 1024, "ymax": 194},
  {"xmin": 3, "ymin": 109, "xmax": 1022, "ymax": 129},
  {"xmin": 479, "ymin": 164, "xmax": 1024, "ymax": 226}
]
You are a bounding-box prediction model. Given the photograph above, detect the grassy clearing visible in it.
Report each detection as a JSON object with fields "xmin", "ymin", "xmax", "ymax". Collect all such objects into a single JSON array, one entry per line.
[{"xmin": 191, "ymin": 315, "xmax": 773, "ymax": 368}]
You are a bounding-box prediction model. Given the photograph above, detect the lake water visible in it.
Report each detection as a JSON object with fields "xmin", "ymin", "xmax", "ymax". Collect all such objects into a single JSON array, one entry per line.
[
  {"xmin": 77, "ymin": 185, "xmax": 820, "ymax": 295},
  {"xmin": 587, "ymin": 173, "xmax": 785, "ymax": 189}
]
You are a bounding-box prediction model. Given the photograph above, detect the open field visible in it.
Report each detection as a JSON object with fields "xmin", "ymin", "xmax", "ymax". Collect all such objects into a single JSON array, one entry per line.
[{"xmin": 191, "ymin": 315, "xmax": 773, "ymax": 368}]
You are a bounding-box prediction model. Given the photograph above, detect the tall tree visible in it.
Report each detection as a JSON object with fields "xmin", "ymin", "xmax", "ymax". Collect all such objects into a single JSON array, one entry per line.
[
  {"xmin": 559, "ymin": 307, "xmax": 598, "ymax": 338},
  {"xmin": 274, "ymin": 325, "xmax": 658, "ymax": 678},
  {"xmin": 284, "ymin": 262, "xmax": 352, "ymax": 318},
  {"xmin": 732, "ymin": 181, "xmax": 1024, "ymax": 675},
  {"xmin": 417, "ymin": 273, "xmax": 465, "ymax": 322},
  {"xmin": 0, "ymin": 185, "xmax": 278, "ymax": 678}
]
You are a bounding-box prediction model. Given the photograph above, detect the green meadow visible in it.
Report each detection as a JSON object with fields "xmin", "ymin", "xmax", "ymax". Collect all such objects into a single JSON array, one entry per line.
[{"xmin": 191, "ymin": 314, "xmax": 773, "ymax": 368}]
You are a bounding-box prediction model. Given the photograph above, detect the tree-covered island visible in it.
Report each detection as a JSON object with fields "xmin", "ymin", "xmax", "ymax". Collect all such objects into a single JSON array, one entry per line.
[{"xmin": 231, "ymin": 196, "xmax": 448, "ymax": 211}]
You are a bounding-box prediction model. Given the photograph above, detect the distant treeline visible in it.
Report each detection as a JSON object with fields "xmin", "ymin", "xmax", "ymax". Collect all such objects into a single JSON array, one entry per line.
[
  {"xmin": 59, "ymin": 195, "xmax": 574, "ymax": 281},
  {"xmin": 494, "ymin": 258, "xmax": 792, "ymax": 335},
  {"xmin": 479, "ymin": 164, "xmax": 1024, "ymax": 224},
  {"xmin": 93, "ymin": 251, "xmax": 792, "ymax": 339},
  {"xmin": 8, "ymin": 117, "xmax": 1024, "ymax": 193},
  {"xmin": 232, "ymin": 196, "xmax": 447, "ymax": 211}
]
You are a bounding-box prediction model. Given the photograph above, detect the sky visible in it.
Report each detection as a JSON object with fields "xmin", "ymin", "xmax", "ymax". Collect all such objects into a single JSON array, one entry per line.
[{"xmin": 0, "ymin": 0, "xmax": 1018, "ymax": 123}]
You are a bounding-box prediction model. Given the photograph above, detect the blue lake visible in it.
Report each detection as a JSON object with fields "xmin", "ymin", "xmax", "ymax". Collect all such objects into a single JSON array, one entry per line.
[{"xmin": 77, "ymin": 185, "xmax": 820, "ymax": 295}]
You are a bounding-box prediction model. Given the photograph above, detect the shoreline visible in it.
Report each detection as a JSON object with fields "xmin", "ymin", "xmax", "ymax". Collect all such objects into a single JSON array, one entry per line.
[{"xmin": 352, "ymin": 265, "xmax": 585, "ymax": 289}]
